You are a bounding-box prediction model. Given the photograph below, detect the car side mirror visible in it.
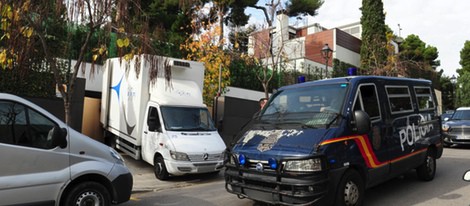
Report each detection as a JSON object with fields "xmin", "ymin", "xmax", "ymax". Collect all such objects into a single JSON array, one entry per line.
[
  {"xmin": 353, "ymin": 110, "xmax": 371, "ymax": 134},
  {"xmin": 464, "ymin": 170, "xmax": 470, "ymax": 181},
  {"xmin": 51, "ymin": 126, "xmax": 67, "ymax": 148}
]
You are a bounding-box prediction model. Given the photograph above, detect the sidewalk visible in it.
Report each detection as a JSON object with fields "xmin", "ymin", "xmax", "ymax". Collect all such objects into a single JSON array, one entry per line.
[{"xmin": 123, "ymin": 155, "xmax": 167, "ymax": 192}]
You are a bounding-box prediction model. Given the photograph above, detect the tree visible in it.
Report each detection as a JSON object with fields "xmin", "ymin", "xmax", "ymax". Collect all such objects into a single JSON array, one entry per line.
[
  {"xmin": 455, "ymin": 41, "xmax": 470, "ymax": 107},
  {"xmin": 180, "ymin": 24, "xmax": 231, "ymax": 107},
  {"xmin": 457, "ymin": 40, "xmax": 470, "ymax": 75},
  {"xmin": 397, "ymin": 34, "xmax": 441, "ymax": 88},
  {"xmin": 360, "ymin": 0, "xmax": 387, "ymax": 73},
  {"xmin": 228, "ymin": 55, "xmax": 264, "ymax": 91},
  {"xmin": 142, "ymin": 0, "xmax": 196, "ymax": 58},
  {"xmin": 440, "ymin": 76, "xmax": 456, "ymax": 110},
  {"xmin": 228, "ymin": 25, "xmax": 257, "ymax": 54},
  {"xmin": 332, "ymin": 59, "xmax": 357, "ymax": 77},
  {"xmin": 456, "ymin": 72, "xmax": 470, "ymax": 107},
  {"xmin": 399, "ymin": 34, "xmax": 440, "ymax": 68},
  {"xmin": 0, "ymin": 0, "xmax": 171, "ymax": 126},
  {"xmin": 235, "ymin": 0, "xmax": 323, "ymax": 98}
]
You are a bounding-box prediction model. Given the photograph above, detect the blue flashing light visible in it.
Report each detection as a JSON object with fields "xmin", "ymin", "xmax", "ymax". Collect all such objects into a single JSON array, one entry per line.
[
  {"xmin": 340, "ymin": 84, "xmax": 347, "ymax": 88},
  {"xmin": 238, "ymin": 154, "xmax": 246, "ymax": 165},
  {"xmin": 347, "ymin": 67, "xmax": 357, "ymax": 76},
  {"xmin": 329, "ymin": 159, "xmax": 336, "ymax": 164},
  {"xmin": 268, "ymin": 158, "xmax": 278, "ymax": 169}
]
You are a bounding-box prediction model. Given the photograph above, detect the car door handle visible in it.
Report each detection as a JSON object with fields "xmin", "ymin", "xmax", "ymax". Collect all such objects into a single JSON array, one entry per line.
[{"xmin": 144, "ymin": 131, "xmax": 148, "ymax": 134}]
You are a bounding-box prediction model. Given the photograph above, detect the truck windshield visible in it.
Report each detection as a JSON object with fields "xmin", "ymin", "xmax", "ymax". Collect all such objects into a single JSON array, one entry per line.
[
  {"xmin": 161, "ymin": 106, "xmax": 217, "ymax": 131},
  {"xmin": 261, "ymin": 83, "xmax": 348, "ymax": 127}
]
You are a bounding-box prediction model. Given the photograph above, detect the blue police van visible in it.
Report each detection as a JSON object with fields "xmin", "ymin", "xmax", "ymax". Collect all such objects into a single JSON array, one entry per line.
[{"xmin": 224, "ymin": 76, "xmax": 443, "ymax": 206}]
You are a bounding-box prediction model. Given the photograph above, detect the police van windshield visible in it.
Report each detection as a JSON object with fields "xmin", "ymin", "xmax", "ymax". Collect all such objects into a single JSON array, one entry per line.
[
  {"xmin": 261, "ymin": 84, "xmax": 348, "ymax": 127},
  {"xmin": 161, "ymin": 106, "xmax": 216, "ymax": 131}
]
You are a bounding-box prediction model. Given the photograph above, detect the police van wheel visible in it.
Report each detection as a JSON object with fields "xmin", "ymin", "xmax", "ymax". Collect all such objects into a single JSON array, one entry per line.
[
  {"xmin": 416, "ymin": 150, "xmax": 436, "ymax": 181},
  {"xmin": 154, "ymin": 156, "xmax": 170, "ymax": 180},
  {"xmin": 336, "ymin": 170, "xmax": 364, "ymax": 206}
]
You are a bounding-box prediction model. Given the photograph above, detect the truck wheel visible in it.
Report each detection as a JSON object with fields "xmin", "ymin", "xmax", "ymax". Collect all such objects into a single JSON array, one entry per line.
[
  {"xmin": 63, "ymin": 181, "xmax": 110, "ymax": 206},
  {"xmin": 335, "ymin": 170, "xmax": 364, "ymax": 206},
  {"xmin": 416, "ymin": 149, "xmax": 436, "ymax": 181},
  {"xmin": 154, "ymin": 156, "xmax": 169, "ymax": 180}
]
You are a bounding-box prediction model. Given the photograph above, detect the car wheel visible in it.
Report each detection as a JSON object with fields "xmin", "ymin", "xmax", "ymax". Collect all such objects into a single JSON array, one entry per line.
[
  {"xmin": 335, "ymin": 169, "xmax": 364, "ymax": 206},
  {"xmin": 416, "ymin": 149, "xmax": 436, "ymax": 181},
  {"xmin": 63, "ymin": 181, "xmax": 110, "ymax": 206},
  {"xmin": 154, "ymin": 155, "xmax": 169, "ymax": 180}
]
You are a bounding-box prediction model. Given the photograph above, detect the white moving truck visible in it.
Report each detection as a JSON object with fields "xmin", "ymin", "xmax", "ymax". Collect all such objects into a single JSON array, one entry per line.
[{"xmin": 100, "ymin": 55, "xmax": 226, "ymax": 180}]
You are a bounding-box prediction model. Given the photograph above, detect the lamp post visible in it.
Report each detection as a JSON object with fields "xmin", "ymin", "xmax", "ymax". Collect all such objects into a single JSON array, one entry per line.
[
  {"xmin": 321, "ymin": 44, "xmax": 333, "ymax": 79},
  {"xmin": 450, "ymin": 74, "xmax": 457, "ymax": 109}
]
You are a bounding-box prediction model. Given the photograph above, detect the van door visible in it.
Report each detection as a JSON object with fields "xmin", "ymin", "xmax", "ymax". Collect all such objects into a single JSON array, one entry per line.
[
  {"xmin": 141, "ymin": 104, "xmax": 163, "ymax": 165},
  {"xmin": 0, "ymin": 100, "xmax": 69, "ymax": 205},
  {"xmin": 385, "ymin": 85, "xmax": 426, "ymax": 176},
  {"xmin": 353, "ymin": 83, "xmax": 390, "ymax": 186}
]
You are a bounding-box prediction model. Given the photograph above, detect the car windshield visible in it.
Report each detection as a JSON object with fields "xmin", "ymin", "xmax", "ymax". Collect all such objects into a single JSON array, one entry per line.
[
  {"xmin": 451, "ymin": 109, "xmax": 470, "ymax": 120},
  {"xmin": 260, "ymin": 83, "xmax": 348, "ymax": 128},
  {"xmin": 161, "ymin": 106, "xmax": 216, "ymax": 131}
]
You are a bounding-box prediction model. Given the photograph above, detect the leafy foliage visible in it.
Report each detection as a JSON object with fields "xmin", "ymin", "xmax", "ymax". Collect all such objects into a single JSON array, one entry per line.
[
  {"xmin": 332, "ymin": 59, "xmax": 357, "ymax": 77},
  {"xmin": 440, "ymin": 75, "xmax": 456, "ymax": 110},
  {"xmin": 228, "ymin": 55, "xmax": 264, "ymax": 91},
  {"xmin": 360, "ymin": 0, "xmax": 387, "ymax": 73},
  {"xmin": 457, "ymin": 40, "xmax": 470, "ymax": 75},
  {"xmin": 142, "ymin": 0, "xmax": 195, "ymax": 58},
  {"xmin": 0, "ymin": 70, "xmax": 55, "ymax": 98},
  {"xmin": 180, "ymin": 25, "xmax": 231, "ymax": 107},
  {"xmin": 399, "ymin": 34, "xmax": 440, "ymax": 68},
  {"xmin": 456, "ymin": 72, "xmax": 470, "ymax": 107},
  {"xmin": 285, "ymin": 0, "xmax": 324, "ymax": 17},
  {"xmin": 0, "ymin": 0, "xmax": 172, "ymax": 125}
]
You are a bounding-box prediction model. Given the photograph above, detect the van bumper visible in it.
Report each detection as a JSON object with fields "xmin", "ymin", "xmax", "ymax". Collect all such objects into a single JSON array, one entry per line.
[
  {"xmin": 224, "ymin": 166, "xmax": 345, "ymax": 206},
  {"xmin": 443, "ymin": 134, "xmax": 470, "ymax": 146},
  {"xmin": 166, "ymin": 159, "xmax": 224, "ymax": 176},
  {"xmin": 111, "ymin": 172, "xmax": 133, "ymax": 204}
]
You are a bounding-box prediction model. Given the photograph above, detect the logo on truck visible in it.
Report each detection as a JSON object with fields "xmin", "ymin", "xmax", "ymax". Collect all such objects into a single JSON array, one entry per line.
[
  {"xmin": 242, "ymin": 130, "xmax": 304, "ymax": 152},
  {"xmin": 111, "ymin": 76, "xmax": 137, "ymax": 135},
  {"xmin": 397, "ymin": 114, "xmax": 434, "ymax": 151}
]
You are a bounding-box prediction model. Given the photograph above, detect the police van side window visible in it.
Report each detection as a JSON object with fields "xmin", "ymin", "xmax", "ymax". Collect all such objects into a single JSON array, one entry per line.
[
  {"xmin": 386, "ymin": 86, "xmax": 413, "ymax": 114},
  {"xmin": 0, "ymin": 101, "xmax": 57, "ymax": 149},
  {"xmin": 414, "ymin": 87, "xmax": 435, "ymax": 111},
  {"xmin": 354, "ymin": 84, "xmax": 381, "ymax": 121}
]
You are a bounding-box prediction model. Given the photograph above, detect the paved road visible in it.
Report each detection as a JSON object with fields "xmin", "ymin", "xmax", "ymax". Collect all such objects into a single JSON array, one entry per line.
[{"xmin": 121, "ymin": 146, "xmax": 470, "ymax": 206}]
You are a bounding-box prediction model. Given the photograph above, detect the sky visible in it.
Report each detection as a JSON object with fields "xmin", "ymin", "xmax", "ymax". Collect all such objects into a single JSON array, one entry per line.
[{"xmin": 247, "ymin": 0, "xmax": 470, "ymax": 77}]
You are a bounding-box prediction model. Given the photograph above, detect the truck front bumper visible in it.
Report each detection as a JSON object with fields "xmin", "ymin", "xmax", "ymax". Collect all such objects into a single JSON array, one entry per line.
[
  {"xmin": 166, "ymin": 159, "xmax": 224, "ymax": 176},
  {"xmin": 224, "ymin": 165, "xmax": 344, "ymax": 206}
]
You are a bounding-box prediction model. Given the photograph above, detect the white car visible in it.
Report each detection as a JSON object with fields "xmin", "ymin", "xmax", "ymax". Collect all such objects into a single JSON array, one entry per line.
[{"xmin": 0, "ymin": 93, "xmax": 133, "ymax": 206}]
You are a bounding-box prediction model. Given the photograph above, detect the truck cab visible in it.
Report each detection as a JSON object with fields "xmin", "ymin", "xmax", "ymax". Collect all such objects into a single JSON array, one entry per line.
[{"xmin": 101, "ymin": 55, "xmax": 226, "ymax": 180}]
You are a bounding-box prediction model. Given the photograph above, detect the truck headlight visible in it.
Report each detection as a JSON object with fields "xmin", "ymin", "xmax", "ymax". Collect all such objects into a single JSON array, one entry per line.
[
  {"xmin": 170, "ymin": 150, "xmax": 190, "ymax": 161},
  {"xmin": 442, "ymin": 124, "xmax": 450, "ymax": 132},
  {"xmin": 284, "ymin": 158, "xmax": 322, "ymax": 172}
]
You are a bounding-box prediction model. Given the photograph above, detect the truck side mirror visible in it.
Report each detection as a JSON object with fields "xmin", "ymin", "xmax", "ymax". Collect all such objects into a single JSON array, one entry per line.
[
  {"xmin": 353, "ymin": 110, "xmax": 371, "ymax": 134},
  {"xmin": 51, "ymin": 126, "xmax": 67, "ymax": 148}
]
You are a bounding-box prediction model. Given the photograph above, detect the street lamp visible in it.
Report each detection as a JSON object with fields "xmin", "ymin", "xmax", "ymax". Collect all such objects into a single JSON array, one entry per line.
[
  {"xmin": 321, "ymin": 44, "xmax": 333, "ymax": 79},
  {"xmin": 450, "ymin": 74, "xmax": 457, "ymax": 108}
]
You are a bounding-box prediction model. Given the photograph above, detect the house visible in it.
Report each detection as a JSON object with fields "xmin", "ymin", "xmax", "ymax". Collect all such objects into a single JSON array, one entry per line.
[{"xmin": 247, "ymin": 10, "xmax": 362, "ymax": 78}]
